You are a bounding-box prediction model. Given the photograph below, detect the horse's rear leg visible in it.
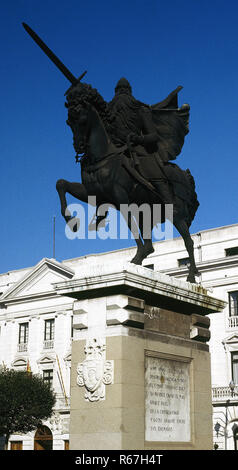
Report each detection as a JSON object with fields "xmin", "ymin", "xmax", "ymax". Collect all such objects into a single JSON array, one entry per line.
[
  {"xmin": 138, "ymin": 211, "xmax": 154, "ymax": 260},
  {"xmin": 126, "ymin": 212, "xmax": 145, "ymax": 265},
  {"xmin": 174, "ymin": 217, "xmax": 199, "ymax": 283}
]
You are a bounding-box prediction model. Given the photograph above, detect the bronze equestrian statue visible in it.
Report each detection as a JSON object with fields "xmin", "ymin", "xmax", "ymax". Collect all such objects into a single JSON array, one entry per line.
[{"xmin": 23, "ymin": 23, "xmax": 200, "ymax": 283}]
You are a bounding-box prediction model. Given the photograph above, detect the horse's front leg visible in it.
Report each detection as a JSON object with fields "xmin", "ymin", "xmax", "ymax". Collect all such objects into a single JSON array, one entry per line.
[
  {"xmin": 56, "ymin": 179, "xmax": 69, "ymax": 220},
  {"xmin": 56, "ymin": 179, "xmax": 89, "ymax": 229}
]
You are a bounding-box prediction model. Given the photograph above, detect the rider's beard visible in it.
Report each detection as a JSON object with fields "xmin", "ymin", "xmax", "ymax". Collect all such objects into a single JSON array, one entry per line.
[
  {"xmin": 110, "ymin": 93, "xmax": 138, "ymax": 111},
  {"xmin": 109, "ymin": 93, "xmax": 140, "ymax": 135}
]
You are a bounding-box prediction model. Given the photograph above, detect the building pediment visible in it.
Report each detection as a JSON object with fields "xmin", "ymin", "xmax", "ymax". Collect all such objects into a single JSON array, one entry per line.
[
  {"xmin": 222, "ymin": 333, "xmax": 238, "ymax": 353},
  {"xmin": 0, "ymin": 258, "xmax": 74, "ymax": 304},
  {"xmin": 37, "ymin": 355, "xmax": 55, "ymax": 365},
  {"xmin": 223, "ymin": 333, "xmax": 238, "ymax": 345}
]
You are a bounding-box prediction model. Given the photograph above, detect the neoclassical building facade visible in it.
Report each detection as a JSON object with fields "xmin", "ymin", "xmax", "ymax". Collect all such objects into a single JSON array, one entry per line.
[{"xmin": 0, "ymin": 223, "xmax": 238, "ymax": 450}]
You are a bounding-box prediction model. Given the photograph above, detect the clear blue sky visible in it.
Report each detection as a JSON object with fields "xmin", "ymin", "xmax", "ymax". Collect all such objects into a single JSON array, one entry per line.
[{"xmin": 1, "ymin": 0, "xmax": 238, "ymax": 273}]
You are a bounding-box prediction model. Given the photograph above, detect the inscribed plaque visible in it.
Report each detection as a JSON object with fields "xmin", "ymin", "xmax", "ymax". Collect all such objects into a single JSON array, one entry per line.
[{"xmin": 145, "ymin": 355, "xmax": 191, "ymax": 442}]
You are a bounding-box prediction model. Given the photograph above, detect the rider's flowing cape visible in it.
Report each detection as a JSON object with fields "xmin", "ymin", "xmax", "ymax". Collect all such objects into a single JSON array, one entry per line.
[
  {"xmin": 137, "ymin": 86, "xmax": 199, "ymax": 225},
  {"xmin": 151, "ymin": 86, "xmax": 190, "ymax": 163}
]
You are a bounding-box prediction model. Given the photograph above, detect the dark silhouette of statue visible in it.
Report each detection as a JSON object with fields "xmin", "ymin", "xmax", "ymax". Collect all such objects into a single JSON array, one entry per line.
[
  {"xmin": 23, "ymin": 23, "xmax": 200, "ymax": 283},
  {"xmin": 107, "ymin": 77, "xmax": 190, "ymax": 210}
]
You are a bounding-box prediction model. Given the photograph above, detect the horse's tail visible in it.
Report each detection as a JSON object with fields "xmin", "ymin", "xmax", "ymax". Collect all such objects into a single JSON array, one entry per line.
[{"xmin": 162, "ymin": 163, "xmax": 199, "ymax": 227}]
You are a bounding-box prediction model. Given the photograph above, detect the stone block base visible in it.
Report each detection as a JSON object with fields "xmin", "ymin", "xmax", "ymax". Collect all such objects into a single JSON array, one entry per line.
[{"xmin": 53, "ymin": 263, "xmax": 225, "ymax": 450}]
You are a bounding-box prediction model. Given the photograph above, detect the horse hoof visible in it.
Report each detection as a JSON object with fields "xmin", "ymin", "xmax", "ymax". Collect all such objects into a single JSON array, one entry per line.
[
  {"xmin": 130, "ymin": 256, "xmax": 143, "ymax": 265},
  {"xmin": 144, "ymin": 246, "xmax": 155, "ymax": 257}
]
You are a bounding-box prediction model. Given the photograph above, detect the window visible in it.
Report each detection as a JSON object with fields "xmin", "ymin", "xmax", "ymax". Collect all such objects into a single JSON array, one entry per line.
[
  {"xmin": 18, "ymin": 323, "xmax": 29, "ymax": 352},
  {"xmin": 19, "ymin": 322, "xmax": 29, "ymax": 343},
  {"xmin": 44, "ymin": 319, "xmax": 55, "ymax": 341},
  {"xmin": 225, "ymin": 247, "xmax": 238, "ymax": 257},
  {"xmin": 44, "ymin": 319, "xmax": 55, "ymax": 349},
  {"xmin": 229, "ymin": 292, "xmax": 238, "ymax": 317},
  {"xmin": 231, "ymin": 352, "xmax": 238, "ymax": 385},
  {"xmin": 178, "ymin": 257, "xmax": 190, "ymax": 267},
  {"xmin": 43, "ymin": 369, "xmax": 53, "ymax": 388}
]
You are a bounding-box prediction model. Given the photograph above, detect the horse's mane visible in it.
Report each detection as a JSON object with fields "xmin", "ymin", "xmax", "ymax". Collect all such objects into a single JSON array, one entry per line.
[{"xmin": 65, "ymin": 83, "xmax": 111, "ymax": 132}]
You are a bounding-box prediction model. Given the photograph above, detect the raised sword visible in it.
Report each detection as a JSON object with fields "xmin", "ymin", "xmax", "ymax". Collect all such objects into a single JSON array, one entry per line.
[{"xmin": 22, "ymin": 22, "xmax": 87, "ymax": 93}]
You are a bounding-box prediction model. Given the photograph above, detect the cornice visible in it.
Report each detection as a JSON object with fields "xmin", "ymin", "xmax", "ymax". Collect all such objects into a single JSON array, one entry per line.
[{"xmin": 53, "ymin": 263, "xmax": 226, "ymax": 315}]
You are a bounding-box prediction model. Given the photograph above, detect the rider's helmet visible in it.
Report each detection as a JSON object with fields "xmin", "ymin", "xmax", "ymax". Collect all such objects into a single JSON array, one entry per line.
[{"xmin": 115, "ymin": 77, "xmax": 132, "ymax": 96}]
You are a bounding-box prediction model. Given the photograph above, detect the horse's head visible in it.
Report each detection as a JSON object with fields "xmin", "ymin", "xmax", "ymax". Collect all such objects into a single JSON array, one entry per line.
[
  {"xmin": 65, "ymin": 82, "xmax": 98, "ymax": 156},
  {"xmin": 66, "ymin": 100, "xmax": 90, "ymax": 156},
  {"xmin": 65, "ymin": 82, "xmax": 112, "ymax": 161}
]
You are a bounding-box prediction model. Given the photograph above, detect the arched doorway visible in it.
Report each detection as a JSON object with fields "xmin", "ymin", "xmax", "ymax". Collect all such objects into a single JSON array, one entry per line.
[
  {"xmin": 34, "ymin": 425, "xmax": 53, "ymax": 450},
  {"xmin": 232, "ymin": 423, "xmax": 238, "ymax": 450}
]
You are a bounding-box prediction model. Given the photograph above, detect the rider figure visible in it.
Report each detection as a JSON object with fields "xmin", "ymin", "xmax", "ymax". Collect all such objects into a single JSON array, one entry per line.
[{"xmin": 108, "ymin": 78, "xmax": 174, "ymax": 205}]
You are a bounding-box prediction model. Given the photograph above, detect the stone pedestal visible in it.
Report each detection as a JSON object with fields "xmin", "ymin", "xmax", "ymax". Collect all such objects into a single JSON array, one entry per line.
[{"xmin": 54, "ymin": 262, "xmax": 225, "ymax": 450}]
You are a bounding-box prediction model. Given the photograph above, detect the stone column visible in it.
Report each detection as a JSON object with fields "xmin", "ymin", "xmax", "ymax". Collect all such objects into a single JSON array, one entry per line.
[{"xmin": 54, "ymin": 263, "xmax": 226, "ymax": 450}]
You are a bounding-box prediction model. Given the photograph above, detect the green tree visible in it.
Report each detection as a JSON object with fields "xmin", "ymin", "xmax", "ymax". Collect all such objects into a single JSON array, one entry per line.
[{"xmin": 0, "ymin": 368, "xmax": 56, "ymax": 449}]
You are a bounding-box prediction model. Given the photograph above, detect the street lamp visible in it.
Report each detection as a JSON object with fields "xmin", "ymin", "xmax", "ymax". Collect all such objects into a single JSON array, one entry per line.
[
  {"xmin": 214, "ymin": 421, "xmax": 221, "ymax": 438},
  {"xmin": 214, "ymin": 422, "xmax": 221, "ymax": 450}
]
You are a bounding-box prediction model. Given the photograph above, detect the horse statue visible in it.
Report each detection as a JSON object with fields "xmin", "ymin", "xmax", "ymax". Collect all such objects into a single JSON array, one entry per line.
[
  {"xmin": 22, "ymin": 23, "xmax": 200, "ymax": 283},
  {"xmin": 56, "ymin": 81, "xmax": 200, "ymax": 283}
]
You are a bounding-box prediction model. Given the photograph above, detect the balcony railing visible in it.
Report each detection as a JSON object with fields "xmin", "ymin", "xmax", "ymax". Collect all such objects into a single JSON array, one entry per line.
[
  {"xmin": 212, "ymin": 386, "xmax": 238, "ymax": 402},
  {"xmin": 43, "ymin": 339, "xmax": 54, "ymax": 349},
  {"xmin": 17, "ymin": 343, "xmax": 28, "ymax": 352},
  {"xmin": 228, "ymin": 315, "xmax": 238, "ymax": 329}
]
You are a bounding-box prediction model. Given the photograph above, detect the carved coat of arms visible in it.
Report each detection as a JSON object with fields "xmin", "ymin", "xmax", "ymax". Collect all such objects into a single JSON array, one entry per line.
[{"xmin": 77, "ymin": 337, "xmax": 114, "ymax": 402}]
